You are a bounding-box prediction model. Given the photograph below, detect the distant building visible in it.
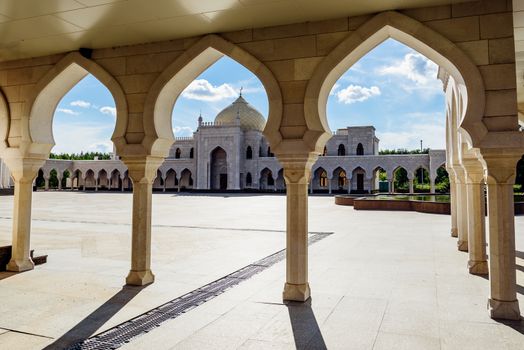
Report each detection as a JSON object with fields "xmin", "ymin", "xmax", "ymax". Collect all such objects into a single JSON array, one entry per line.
[{"xmin": 35, "ymin": 94, "xmax": 446, "ymax": 193}]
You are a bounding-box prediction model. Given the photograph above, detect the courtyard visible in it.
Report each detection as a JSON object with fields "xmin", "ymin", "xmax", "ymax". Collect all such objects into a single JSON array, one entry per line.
[{"xmin": 0, "ymin": 192, "xmax": 522, "ymax": 349}]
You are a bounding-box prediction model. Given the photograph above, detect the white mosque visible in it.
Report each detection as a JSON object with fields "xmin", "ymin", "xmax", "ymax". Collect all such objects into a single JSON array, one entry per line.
[{"xmin": 22, "ymin": 94, "xmax": 447, "ymax": 194}]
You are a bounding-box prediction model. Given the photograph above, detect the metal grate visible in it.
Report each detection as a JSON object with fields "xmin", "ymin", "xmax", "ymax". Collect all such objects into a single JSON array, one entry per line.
[{"xmin": 66, "ymin": 232, "xmax": 332, "ymax": 350}]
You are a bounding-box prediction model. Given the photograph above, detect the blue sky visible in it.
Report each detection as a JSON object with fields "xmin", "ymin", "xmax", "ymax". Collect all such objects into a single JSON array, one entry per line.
[{"xmin": 52, "ymin": 38, "xmax": 445, "ymax": 154}]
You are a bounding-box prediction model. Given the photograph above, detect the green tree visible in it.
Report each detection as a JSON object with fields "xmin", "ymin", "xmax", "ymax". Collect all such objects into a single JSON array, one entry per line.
[
  {"xmin": 394, "ymin": 168, "xmax": 409, "ymax": 192},
  {"xmin": 435, "ymin": 167, "xmax": 449, "ymax": 193}
]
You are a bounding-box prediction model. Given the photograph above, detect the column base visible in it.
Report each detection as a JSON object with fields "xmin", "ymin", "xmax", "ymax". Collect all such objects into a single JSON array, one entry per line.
[
  {"xmin": 7, "ymin": 258, "xmax": 34, "ymax": 272},
  {"xmin": 126, "ymin": 269, "xmax": 155, "ymax": 286},
  {"xmin": 457, "ymin": 240, "xmax": 468, "ymax": 252},
  {"xmin": 488, "ymin": 298, "xmax": 521, "ymax": 320},
  {"xmin": 450, "ymin": 228, "xmax": 458, "ymax": 238},
  {"xmin": 283, "ymin": 282, "xmax": 310, "ymax": 302},
  {"xmin": 468, "ymin": 260, "xmax": 488, "ymax": 275}
]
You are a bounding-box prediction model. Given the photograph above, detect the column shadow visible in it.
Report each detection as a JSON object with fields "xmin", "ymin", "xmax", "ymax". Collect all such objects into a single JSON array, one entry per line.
[
  {"xmin": 43, "ymin": 284, "xmax": 148, "ymax": 350},
  {"xmin": 285, "ymin": 299, "xmax": 327, "ymax": 350},
  {"xmin": 495, "ymin": 319, "xmax": 524, "ymax": 335},
  {"xmin": 0, "ymin": 271, "xmax": 17, "ymax": 280}
]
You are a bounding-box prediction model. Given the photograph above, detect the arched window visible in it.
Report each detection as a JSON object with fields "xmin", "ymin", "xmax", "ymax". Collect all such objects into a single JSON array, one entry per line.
[
  {"xmin": 246, "ymin": 172, "xmax": 252, "ymax": 186},
  {"xmin": 189, "ymin": 148, "xmax": 194, "ymax": 159},
  {"xmin": 267, "ymin": 171, "xmax": 274, "ymax": 186},
  {"xmin": 259, "ymin": 146, "xmax": 263, "ymax": 157},
  {"xmin": 267, "ymin": 147, "xmax": 274, "ymax": 157},
  {"xmin": 320, "ymin": 170, "xmax": 328, "ymax": 187},
  {"xmin": 246, "ymin": 146, "xmax": 253, "ymax": 159},
  {"xmin": 356, "ymin": 143, "xmax": 364, "ymax": 156},
  {"xmin": 322, "ymin": 146, "xmax": 327, "ymax": 156},
  {"xmin": 175, "ymin": 148, "xmax": 181, "ymax": 159},
  {"xmin": 338, "ymin": 170, "xmax": 346, "ymax": 188},
  {"xmin": 338, "ymin": 144, "xmax": 346, "ymax": 156}
]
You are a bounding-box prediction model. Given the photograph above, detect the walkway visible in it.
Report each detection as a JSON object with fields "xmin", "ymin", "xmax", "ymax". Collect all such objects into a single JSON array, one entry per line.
[{"xmin": 0, "ymin": 193, "xmax": 522, "ymax": 349}]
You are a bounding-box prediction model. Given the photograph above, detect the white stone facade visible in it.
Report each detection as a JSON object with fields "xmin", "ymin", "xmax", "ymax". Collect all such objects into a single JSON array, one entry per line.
[{"xmin": 32, "ymin": 96, "xmax": 446, "ymax": 194}]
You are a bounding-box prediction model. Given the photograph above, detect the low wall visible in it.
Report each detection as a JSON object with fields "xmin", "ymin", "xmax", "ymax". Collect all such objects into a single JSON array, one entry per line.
[{"xmin": 335, "ymin": 195, "xmax": 450, "ymax": 215}]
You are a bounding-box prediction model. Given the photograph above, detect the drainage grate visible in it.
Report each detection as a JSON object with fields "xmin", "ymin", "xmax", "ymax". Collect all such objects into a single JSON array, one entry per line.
[{"xmin": 66, "ymin": 232, "xmax": 332, "ymax": 350}]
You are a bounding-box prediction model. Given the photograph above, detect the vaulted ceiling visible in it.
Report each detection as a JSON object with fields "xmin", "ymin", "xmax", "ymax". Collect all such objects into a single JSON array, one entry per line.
[{"xmin": 0, "ymin": 0, "xmax": 473, "ymax": 62}]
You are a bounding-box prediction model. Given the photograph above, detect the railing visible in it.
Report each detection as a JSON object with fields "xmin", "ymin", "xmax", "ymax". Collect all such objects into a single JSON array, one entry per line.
[{"xmin": 174, "ymin": 136, "xmax": 194, "ymax": 141}]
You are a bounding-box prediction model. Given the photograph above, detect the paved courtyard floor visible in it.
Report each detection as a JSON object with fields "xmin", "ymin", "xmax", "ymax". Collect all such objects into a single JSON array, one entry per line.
[{"xmin": 0, "ymin": 192, "xmax": 523, "ymax": 349}]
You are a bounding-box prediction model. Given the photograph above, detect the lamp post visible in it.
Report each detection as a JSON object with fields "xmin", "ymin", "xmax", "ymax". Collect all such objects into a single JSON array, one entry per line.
[{"xmin": 419, "ymin": 140, "xmax": 423, "ymax": 185}]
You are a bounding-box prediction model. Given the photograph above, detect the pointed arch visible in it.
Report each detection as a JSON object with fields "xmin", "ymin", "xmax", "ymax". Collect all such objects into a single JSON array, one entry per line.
[
  {"xmin": 304, "ymin": 11, "xmax": 486, "ymax": 152},
  {"xmin": 27, "ymin": 52, "xmax": 128, "ymax": 157},
  {"xmin": 144, "ymin": 34, "xmax": 283, "ymax": 157},
  {"xmin": 337, "ymin": 143, "xmax": 345, "ymax": 156},
  {"xmin": 356, "ymin": 143, "xmax": 364, "ymax": 156}
]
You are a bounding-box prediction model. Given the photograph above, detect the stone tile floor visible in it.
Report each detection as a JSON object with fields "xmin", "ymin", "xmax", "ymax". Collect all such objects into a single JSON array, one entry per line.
[{"xmin": 0, "ymin": 192, "xmax": 523, "ymax": 349}]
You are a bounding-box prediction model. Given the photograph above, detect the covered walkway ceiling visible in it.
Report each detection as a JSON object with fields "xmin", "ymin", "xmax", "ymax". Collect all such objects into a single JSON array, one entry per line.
[
  {"xmin": 0, "ymin": 0, "xmax": 473, "ymax": 62},
  {"xmin": 513, "ymin": 2, "xmax": 524, "ymax": 126}
]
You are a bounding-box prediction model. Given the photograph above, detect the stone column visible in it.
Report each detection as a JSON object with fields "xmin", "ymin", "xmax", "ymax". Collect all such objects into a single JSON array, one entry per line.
[
  {"xmin": 448, "ymin": 168, "xmax": 458, "ymax": 237},
  {"xmin": 408, "ymin": 178, "xmax": 414, "ymax": 194},
  {"xmin": 120, "ymin": 176, "xmax": 125, "ymax": 192},
  {"xmin": 328, "ymin": 177, "xmax": 332, "ymax": 194},
  {"xmin": 122, "ymin": 156, "xmax": 164, "ymax": 286},
  {"xmin": 430, "ymin": 177, "xmax": 436, "ymax": 193},
  {"xmin": 454, "ymin": 167, "xmax": 468, "ymax": 251},
  {"xmin": 44, "ymin": 177, "xmax": 49, "ymax": 191},
  {"xmin": 346, "ymin": 177, "xmax": 351, "ymax": 194},
  {"xmin": 4, "ymin": 157, "xmax": 45, "ymax": 272},
  {"xmin": 57, "ymin": 176, "xmax": 62, "ymax": 190},
  {"xmin": 483, "ymin": 150, "xmax": 521, "ymax": 320},
  {"xmin": 389, "ymin": 180, "xmax": 394, "ymax": 194},
  {"xmin": 462, "ymin": 156, "xmax": 488, "ymax": 275},
  {"xmin": 162, "ymin": 176, "xmax": 166, "ymax": 192},
  {"xmin": 281, "ymin": 154, "xmax": 316, "ymax": 301}
]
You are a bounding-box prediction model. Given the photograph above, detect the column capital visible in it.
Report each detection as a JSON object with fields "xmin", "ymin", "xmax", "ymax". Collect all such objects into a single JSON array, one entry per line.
[
  {"xmin": 481, "ymin": 149, "xmax": 523, "ymax": 184},
  {"xmin": 2, "ymin": 156, "xmax": 46, "ymax": 182},
  {"xmin": 279, "ymin": 153, "xmax": 318, "ymax": 184},
  {"xmin": 120, "ymin": 156, "xmax": 164, "ymax": 183},
  {"xmin": 462, "ymin": 157, "xmax": 485, "ymax": 184}
]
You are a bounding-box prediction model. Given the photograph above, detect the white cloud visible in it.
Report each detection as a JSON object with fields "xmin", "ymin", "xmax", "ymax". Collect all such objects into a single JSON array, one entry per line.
[
  {"xmin": 51, "ymin": 124, "xmax": 114, "ymax": 154},
  {"xmin": 56, "ymin": 108, "xmax": 79, "ymax": 116},
  {"xmin": 99, "ymin": 106, "xmax": 116, "ymax": 117},
  {"xmin": 181, "ymin": 79, "xmax": 237, "ymax": 102},
  {"xmin": 336, "ymin": 85, "xmax": 381, "ymax": 104},
  {"xmin": 377, "ymin": 52, "xmax": 442, "ymax": 94},
  {"xmin": 87, "ymin": 141, "xmax": 113, "ymax": 153},
  {"xmin": 70, "ymin": 100, "xmax": 91, "ymax": 108},
  {"xmin": 173, "ymin": 126, "xmax": 194, "ymax": 137},
  {"xmin": 377, "ymin": 121, "xmax": 446, "ymax": 150}
]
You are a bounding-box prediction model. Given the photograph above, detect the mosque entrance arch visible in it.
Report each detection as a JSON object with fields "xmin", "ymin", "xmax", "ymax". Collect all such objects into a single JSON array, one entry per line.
[{"xmin": 210, "ymin": 147, "xmax": 228, "ymax": 190}]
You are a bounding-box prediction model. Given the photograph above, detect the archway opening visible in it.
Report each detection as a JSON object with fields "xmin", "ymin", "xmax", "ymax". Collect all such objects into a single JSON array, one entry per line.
[
  {"xmin": 393, "ymin": 167, "xmax": 409, "ymax": 193},
  {"xmin": 414, "ymin": 167, "xmax": 430, "ymax": 193},
  {"xmin": 372, "ymin": 167, "xmax": 387, "ymax": 193},
  {"xmin": 324, "ymin": 37, "xmax": 447, "ymax": 196},
  {"xmin": 435, "ymin": 165, "xmax": 450, "ymax": 194},
  {"xmin": 37, "ymin": 72, "xmax": 119, "ymax": 194},
  {"xmin": 210, "ymin": 147, "xmax": 228, "ymax": 190},
  {"xmin": 168, "ymin": 55, "xmax": 269, "ymax": 192}
]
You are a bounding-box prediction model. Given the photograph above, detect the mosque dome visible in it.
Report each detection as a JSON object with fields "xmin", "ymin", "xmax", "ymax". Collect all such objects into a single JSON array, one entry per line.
[{"xmin": 214, "ymin": 94, "xmax": 266, "ymax": 131}]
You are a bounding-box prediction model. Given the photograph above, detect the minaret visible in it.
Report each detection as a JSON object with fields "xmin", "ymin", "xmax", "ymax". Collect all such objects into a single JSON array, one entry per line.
[{"xmin": 198, "ymin": 110, "xmax": 203, "ymax": 127}]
